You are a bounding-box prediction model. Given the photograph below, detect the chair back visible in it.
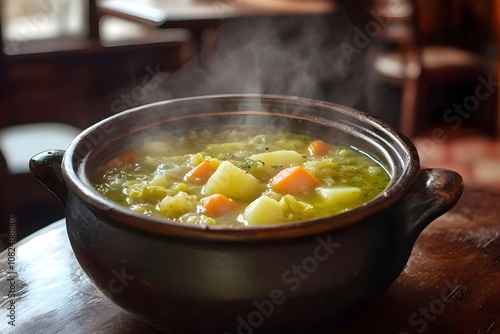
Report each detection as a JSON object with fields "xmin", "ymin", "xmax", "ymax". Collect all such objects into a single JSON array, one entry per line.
[
  {"xmin": 372, "ymin": 0, "xmax": 493, "ymax": 50},
  {"xmin": 416, "ymin": 0, "xmax": 493, "ymax": 52}
]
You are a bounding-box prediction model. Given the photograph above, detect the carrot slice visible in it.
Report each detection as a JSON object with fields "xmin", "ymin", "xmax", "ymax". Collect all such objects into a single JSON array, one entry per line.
[
  {"xmin": 307, "ymin": 140, "xmax": 331, "ymax": 156},
  {"xmin": 185, "ymin": 161, "xmax": 217, "ymax": 185},
  {"xmin": 118, "ymin": 153, "xmax": 137, "ymax": 164},
  {"xmin": 200, "ymin": 194, "xmax": 239, "ymax": 217},
  {"xmin": 270, "ymin": 166, "xmax": 320, "ymax": 195}
]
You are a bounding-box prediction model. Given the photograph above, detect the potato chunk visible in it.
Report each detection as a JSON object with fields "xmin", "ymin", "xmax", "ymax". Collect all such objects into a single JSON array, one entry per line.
[
  {"xmin": 316, "ymin": 186, "xmax": 361, "ymax": 204},
  {"xmin": 202, "ymin": 161, "xmax": 262, "ymax": 201},
  {"xmin": 242, "ymin": 196, "xmax": 285, "ymax": 225},
  {"xmin": 250, "ymin": 150, "xmax": 304, "ymax": 168}
]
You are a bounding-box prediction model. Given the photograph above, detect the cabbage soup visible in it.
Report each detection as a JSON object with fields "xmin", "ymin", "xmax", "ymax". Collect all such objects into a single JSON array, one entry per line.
[{"xmin": 92, "ymin": 129, "xmax": 390, "ymax": 226}]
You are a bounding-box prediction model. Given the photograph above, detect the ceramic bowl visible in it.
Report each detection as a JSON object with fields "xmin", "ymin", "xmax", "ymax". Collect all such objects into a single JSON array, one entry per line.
[{"xmin": 30, "ymin": 94, "xmax": 463, "ymax": 333}]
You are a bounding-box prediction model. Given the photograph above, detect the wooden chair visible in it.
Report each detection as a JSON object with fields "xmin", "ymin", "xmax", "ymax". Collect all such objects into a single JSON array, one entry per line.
[{"xmin": 370, "ymin": 0, "xmax": 492, "ymax": 138}]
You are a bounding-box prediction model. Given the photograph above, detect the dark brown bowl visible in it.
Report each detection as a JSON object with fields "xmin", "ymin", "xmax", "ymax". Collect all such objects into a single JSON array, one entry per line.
[{"xmin": 30, "ymin": 94, "xmax": 463, "ymax": 333}]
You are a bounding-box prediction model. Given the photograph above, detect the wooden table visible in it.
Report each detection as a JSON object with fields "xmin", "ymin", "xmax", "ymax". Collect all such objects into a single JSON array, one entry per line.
[
  {"xmin": 0, "ymin": 187, "xmax": 498, "ymax": 333},
  {"xmin": 96, "ymin": 0, "xmax": 337, "ymax": 27},
  {"xmin": 96, "ymin": 0, "xmax": 338, "ymax": 61}
]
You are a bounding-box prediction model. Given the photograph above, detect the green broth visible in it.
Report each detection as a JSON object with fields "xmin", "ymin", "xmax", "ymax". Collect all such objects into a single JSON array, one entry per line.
[{"xmin": 93, "ymin": 130, "xmax": 390, "ymax": 226}]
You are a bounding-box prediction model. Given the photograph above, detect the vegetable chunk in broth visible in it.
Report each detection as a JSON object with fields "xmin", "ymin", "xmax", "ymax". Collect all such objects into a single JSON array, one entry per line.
[{"xmin": 93, "ymin": 130, "xmax": 390, "ymax": 226}]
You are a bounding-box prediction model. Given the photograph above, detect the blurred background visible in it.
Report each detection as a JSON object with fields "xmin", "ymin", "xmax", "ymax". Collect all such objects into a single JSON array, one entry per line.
[{"xmin": 1, "ymin": 0, "xmax": 499, "ymax": 245}]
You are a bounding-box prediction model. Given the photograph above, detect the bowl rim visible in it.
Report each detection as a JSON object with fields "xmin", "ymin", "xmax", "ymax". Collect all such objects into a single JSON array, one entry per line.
[{"xmin": 62, "ymin": 94, "xmax": 420, "ymax": 241}]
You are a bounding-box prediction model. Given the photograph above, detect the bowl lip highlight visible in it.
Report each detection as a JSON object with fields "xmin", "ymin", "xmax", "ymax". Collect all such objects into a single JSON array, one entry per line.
[{"xmin": 62, "ymin": 94, "xmax": 420, "ymax": 242}]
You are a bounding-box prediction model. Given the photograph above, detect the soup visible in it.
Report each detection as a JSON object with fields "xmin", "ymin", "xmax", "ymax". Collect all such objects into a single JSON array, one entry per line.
[{"xmin": 92, "ymin": 129, "xmax": 390, "ymax": 226}]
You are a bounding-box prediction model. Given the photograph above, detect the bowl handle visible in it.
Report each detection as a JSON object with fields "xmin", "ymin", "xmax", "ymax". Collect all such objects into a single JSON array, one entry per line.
[
  {"xmin": 403, "ymin": 168, "xmax": 463, "ymax": 241},
  {"xmin": 29, "ymin": 150, "xmax": 68, "ymax": 205}
]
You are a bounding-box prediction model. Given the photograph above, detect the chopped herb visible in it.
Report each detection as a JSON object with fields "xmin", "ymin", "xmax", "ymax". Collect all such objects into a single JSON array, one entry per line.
[
  {"xmin": 265, "ymin": 148, "xmax": 270, "ymax": 152},
  {"xmin": 271, "ymin": 164, "xmax": 283, "ymax": 169},
  {"xmin": 238, "ymin": 159, "xmax": 265, "ymax": 169}
]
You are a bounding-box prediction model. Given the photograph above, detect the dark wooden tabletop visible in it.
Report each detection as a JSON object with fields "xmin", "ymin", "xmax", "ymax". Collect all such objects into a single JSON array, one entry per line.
[
  {"xmin": 96, "ymin": 0, "xmax": 337, "ymax": 27},
  {"xmin": 0, "ymin": 187, "xmax": 498, "ymax": 333}
]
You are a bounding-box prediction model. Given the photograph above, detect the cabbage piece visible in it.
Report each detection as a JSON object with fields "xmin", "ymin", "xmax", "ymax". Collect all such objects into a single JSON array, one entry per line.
[
  {"xmin": 158, "ymin": 191, "xmax": 197, "ymax": 218},
  {"xmin": 280, "ymin": 194, "xmax": 314, "ymax": 220},
  {"xmin": 129, "ymin": 185, "xmax": 168, "ymax": 202}
]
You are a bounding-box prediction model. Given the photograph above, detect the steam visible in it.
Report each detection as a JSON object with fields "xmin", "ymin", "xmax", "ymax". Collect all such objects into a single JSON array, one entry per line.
[{"xmin": 140, "ymin": 12, "xmax": 372, "ymax": 110}]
